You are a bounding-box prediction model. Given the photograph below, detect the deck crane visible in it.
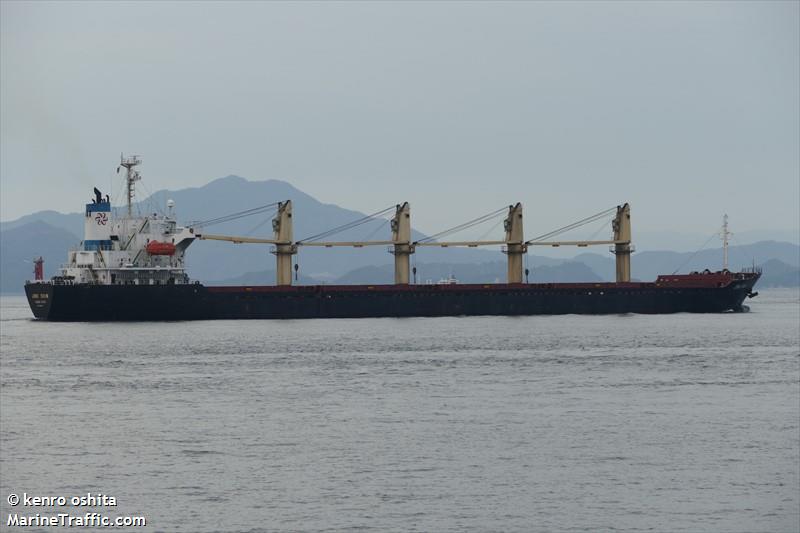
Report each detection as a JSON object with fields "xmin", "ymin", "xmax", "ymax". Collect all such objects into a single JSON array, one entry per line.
[
  {"xmin": 195, "ymin": 200, "xmax": 296, "ymax": 285},
  {"xmin": 195, "ymin": 202, "xmax": 413, "ymax": 285},
  {"xmin": 413, "ymin": 203, "xmax": 526, "ymax": 283},
  {"xmin": 523, "ymin": 203, "xmax": 632, "ymax": 282},
  {"xmin": 192, "ymin": 200, "xmax": 633, "ymax": 285},
  {"xmin": 299, "ymin": 203, "xmax": 528, "ymax": 284},
  {"xmin": 295, "ymin": 203, "xmax": 413, "ymax": 284},
  {"xmin": 413, "ymin": 203, "xmax": 632, "ymax": 282}
]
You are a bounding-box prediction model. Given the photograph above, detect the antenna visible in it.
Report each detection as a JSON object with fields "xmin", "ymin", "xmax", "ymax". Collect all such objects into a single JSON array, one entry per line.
[
  {"xmin": 119, "ymin": 154, "xmax": 142, "ymax": 217},
  {"xmin": 720, "ymin": 214, "xmax": 733, "ymax": 270}
]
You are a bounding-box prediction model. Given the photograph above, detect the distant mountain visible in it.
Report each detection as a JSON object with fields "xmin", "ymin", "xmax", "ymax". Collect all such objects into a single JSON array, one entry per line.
[
  {"xmin": 333, "ymin": 261, "xmax": 601, "ymax": 285},
  {"xmin": 574, "ymin": 241, "xmax": 800, "ymax": 282},
  {"xmin": 208, "ymin": 260, "xmax": 601, "ymax": 285},
  {"xmin": 332, "ymin": 265, "xmax": 394, "ymax": 285},
  {"xmin": 132, "ymin": 255, "xmax": 800, "ymax": 288},
  {"xmin": 632, "ymin": 229, "xmax": 799, "ymax": 253},
  {"xmin": 2, "ymin": 175, "xmax": 799, "ymax": 291},
  {"xmin": 757, "ymin": 259, "xmax": 800, "ymax": 287},
  {"xmin": 0, "ymin": 221, "xmax": 80, "ymax": 293},
  {"xmin": 206, "ymin": 269, "xmax": 321, "ymax": 286},
  {"xmin": 0, "ymin": 209, "xmax": 84, "ymax": 237},
  {"xmin": 1, "ymin": 175, "xmax": 505, "ymax": 283}
]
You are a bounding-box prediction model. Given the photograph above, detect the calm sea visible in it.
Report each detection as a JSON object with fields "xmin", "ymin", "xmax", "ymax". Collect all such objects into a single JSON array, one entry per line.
[{"xmin": 1, "ymin": 290, "xmax": 798, "ymax": 532}]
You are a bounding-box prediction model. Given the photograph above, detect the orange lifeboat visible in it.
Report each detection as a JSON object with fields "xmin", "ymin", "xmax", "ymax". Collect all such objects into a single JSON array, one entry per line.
[{"xmin": 146, "ymin": 241, "xmax": 176, "ymax": 256}]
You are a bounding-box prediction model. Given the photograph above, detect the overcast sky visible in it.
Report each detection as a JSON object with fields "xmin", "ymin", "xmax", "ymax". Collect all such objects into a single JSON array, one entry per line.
[{"xmin": 1, "ymin": 1, "xmax": 798, "ymax": 245}]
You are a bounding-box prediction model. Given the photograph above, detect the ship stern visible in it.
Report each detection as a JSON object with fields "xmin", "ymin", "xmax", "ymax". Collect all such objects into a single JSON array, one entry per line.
[{"xmin": 24, "ymin": 282, "xmax": 54, "ymax": 319}]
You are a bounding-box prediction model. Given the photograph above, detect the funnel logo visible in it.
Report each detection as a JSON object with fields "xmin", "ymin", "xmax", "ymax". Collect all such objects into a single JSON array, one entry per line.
[{"xmin": 95, "ymin": 212, "xmax": 108, "ymax": 225}]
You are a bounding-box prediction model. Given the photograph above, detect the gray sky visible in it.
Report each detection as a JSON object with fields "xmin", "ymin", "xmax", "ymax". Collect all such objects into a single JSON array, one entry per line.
[{"xmin": 2, "ymin": 1, "xmax": 798, "ymax": 245}]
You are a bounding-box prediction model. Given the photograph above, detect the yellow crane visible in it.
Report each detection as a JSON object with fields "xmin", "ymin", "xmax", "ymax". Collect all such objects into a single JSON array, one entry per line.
[{"xmin": 193, "ymin": 201, "xmax": 633, "ymax": 285}]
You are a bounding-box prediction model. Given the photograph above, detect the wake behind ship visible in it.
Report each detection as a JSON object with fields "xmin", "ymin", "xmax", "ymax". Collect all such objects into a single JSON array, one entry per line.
[{"xmin": 25, "ymin": 155, "xmax": 760, "ymax": 321}]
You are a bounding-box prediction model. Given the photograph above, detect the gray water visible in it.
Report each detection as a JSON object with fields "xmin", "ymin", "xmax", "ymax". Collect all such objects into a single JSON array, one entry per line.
[{"xmin": 1, "ymin": 290, "xmax": 798, "ymax": 532}]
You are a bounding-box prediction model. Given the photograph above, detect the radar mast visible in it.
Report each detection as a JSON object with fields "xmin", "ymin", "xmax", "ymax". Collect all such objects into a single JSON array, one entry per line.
[
  {"xmin": 720, "ymin": 214, "xmax": 732, "ymax": 270},
  {"xmin": 119, "ymin": 154, "xmax": 142, "ymax": 217}
]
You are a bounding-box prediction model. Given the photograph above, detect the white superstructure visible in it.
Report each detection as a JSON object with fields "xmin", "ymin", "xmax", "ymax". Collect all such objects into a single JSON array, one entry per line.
[{"xmin": 56, "ymin": 155, "xmax": 196, "ymax": 286}]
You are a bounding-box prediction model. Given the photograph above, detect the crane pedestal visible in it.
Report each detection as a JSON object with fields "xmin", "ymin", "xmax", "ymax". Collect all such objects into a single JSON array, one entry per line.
[
  {"xmin": 503, "ymin": 203, "xmax": 526, "ymax": 284},
  {"xmin": 272, "ymin": 201, "xmax": 296, "ymax": 286},
  {"xmin": 391, "ymin": 202, "xmax": 413, "ymax": 285},
  {"xmin": 612, "ymin": 203, "xmax": 632, "ymax": 282}
]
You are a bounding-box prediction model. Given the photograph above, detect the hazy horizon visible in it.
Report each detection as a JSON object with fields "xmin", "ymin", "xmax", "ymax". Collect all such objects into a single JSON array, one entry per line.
[
  {"xmin": 2, "ymin": 172, "xmax": 797, "ymax": 256},
  {"xmin": 2, "ymin": 1, "xmax": 798, "ymax": 242}
]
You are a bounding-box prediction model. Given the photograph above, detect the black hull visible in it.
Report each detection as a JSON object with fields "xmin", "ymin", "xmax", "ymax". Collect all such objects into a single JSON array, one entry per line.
[{"xmin": 25, "ymin": 276, "xmax": 760, "ymax": 321}]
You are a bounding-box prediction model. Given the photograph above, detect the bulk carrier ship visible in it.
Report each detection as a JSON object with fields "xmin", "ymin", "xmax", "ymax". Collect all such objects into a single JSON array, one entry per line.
[{"xmin": 24, "ymin": 156, "xmax": 760, "ymax": 321}]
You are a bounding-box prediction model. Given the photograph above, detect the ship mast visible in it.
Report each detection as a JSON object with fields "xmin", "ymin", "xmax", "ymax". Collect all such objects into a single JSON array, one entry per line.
[
  {"xmin": 720, "ymin": 214, "xmax": 732, "ymax": 270},
  {"xmin": 119, "ymin": 154, "xmax": 142, "ymax": 217}
]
